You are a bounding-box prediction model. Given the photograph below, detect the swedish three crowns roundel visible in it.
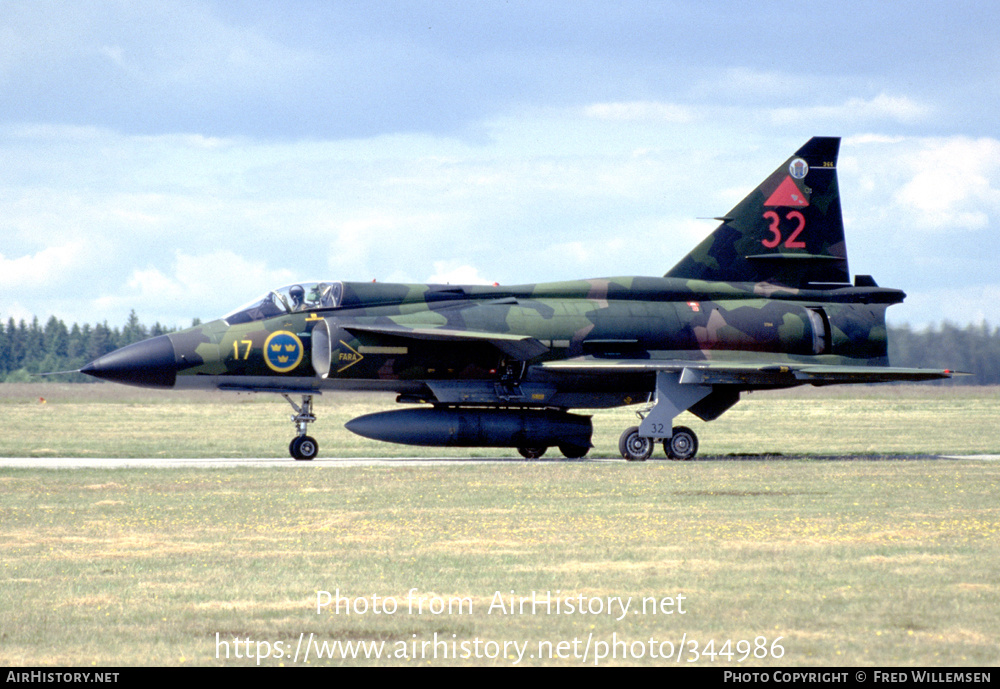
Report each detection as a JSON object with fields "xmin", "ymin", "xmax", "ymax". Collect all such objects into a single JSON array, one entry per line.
[{"xmin": 264, "ymin": 331, "xmax": 304, "ymax": 373}]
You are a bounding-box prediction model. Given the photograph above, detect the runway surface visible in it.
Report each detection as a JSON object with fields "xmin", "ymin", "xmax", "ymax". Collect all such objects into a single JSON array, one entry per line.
[{"xmin": 1, "ymin": 455, "xmax": 997, "ymax": 468}]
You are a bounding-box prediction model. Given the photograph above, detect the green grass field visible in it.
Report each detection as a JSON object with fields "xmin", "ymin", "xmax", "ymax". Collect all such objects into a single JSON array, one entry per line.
[
  {"xmin": 2, "ymin": 383, "xmax": 999, "ymax": 458},
  {"xmin": 1, "ymin": 384, "xmax": 998, "ymax": 666}
]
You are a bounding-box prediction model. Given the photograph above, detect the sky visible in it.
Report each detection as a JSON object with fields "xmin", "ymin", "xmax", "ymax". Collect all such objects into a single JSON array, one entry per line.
[{"xmin": 2, "ymin": 0, "xmax": 999, "ymax": 329}]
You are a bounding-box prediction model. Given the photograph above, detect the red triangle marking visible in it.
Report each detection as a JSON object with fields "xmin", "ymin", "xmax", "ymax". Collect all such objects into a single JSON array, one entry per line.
[{"xmin": 764, "ymin": 176, "xmax": 809, "ymax": 207}]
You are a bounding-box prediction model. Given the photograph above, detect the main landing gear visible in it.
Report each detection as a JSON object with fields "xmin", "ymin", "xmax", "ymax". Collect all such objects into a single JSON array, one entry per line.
[
  {"xmin": 618, "ymin": 371, "xmax": 708, "ymax": 462},
  {"xmin": 283, "ymin": 394, "xmax": 319, "ymax": 460},
  {"xmin": 618, "ymin": 425, "xmax": 698, "ymax": 461}
]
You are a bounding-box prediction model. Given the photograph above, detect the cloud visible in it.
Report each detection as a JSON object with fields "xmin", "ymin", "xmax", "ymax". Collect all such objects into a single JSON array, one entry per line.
[
  {"xmin": 12, "ymin": 123, "xmax": 993, "ymax": 330},
  {"xmin": 0, "ymin": 243, "xmax": 86, "ymax": 288},
  {"xmin": 93, "ymin": 251, "xmax": 298, "ymax": 325},
  {"xmin": 0, "ymin": 1, "xmax": 323, "ymax": 136},
  {"xmin": 583, "ymin": 101, "xmax": 694, "ymax": 123},
  {"xmin": 888, "ymin": 283, "xmax": 1000, "ymax": 329},
  {"xmin": 427, "ymin": 262, "xmax": 494, "ymax": 285},
  {"xmin": 770, "ymin": 93, "xmax": 932, "ymax": 126},
  {"xmin": 893, "ymin": 136, "xmax": 1000, "ymax": 231},
  {"xmin": 690, "ymin": 67, "xmax": 817, "ymax": 100}
]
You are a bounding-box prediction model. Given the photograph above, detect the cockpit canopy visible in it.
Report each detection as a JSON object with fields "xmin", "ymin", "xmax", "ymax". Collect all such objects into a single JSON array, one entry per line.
[{"xmin": 223, "ymin": 281, "xmax": 343, "ymax": 325}]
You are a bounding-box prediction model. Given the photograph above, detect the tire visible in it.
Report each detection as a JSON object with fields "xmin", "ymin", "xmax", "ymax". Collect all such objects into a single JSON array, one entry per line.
[
  {"xmin": 664, "ymin": 426, "xmax": 698, "ymax": 461},
  {"xmin": 517, "ymin": 446, "xmax": 547, "ymax": 459},
  {"xmin": 619, "ymin": 426, "xmax": 652, "ymax": 461},
  {"xmin": 290, "ymin": 435, "xmax": 319, "ymax": 460}
]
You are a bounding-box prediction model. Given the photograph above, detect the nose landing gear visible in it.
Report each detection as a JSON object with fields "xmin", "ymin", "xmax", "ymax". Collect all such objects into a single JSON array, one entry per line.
[{"xmin": 283, "ymin": 393, "xmax": 319, "ymax": 460}]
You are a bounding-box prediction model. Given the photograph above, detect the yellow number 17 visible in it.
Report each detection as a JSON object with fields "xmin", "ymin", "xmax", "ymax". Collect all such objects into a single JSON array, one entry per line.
[{"xmin": 233, "ymin": 340, "xmax": 253, "ymax": 360}]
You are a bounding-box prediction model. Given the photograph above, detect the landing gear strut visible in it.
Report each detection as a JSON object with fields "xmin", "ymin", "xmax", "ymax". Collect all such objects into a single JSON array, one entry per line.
[
  {"xmin": 283, "ymin": 394, "xmax": 319, "ymax": 460},
  {"xmin": 618, "ymin": 371, "xmax": 707, "ymax": 462}
]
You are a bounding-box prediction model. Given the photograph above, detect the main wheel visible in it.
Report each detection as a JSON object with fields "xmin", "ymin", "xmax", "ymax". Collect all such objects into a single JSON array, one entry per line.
[
  {"xmin": 517, "ymin": 446, "xmax": 547, "ymax": 459},
  {"xmin": 663, "ymin": 426, "xmax": 698, "ymax": 461},
  {"xmin": 290, "ymin": 435, "xmax": 319, "ymax": 460},
  {"xmin": 619, "ymin": 426, "xmax": 652, "ymax": 461}
]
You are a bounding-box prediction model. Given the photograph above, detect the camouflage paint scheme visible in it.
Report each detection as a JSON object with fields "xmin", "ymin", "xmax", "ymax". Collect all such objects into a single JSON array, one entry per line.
[
  {"xmin": 172, "ymin": 279, "xmax": 902, "ymax": 396},
  {"xmin": 82, "ymin": 138, "xmax": 955, "ymax": 459}
]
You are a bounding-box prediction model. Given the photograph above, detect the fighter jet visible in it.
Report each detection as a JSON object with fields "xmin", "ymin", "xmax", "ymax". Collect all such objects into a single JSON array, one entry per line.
[{"xmin": 81, "ymin": 137, "xmax": 955, "ymax": 460}]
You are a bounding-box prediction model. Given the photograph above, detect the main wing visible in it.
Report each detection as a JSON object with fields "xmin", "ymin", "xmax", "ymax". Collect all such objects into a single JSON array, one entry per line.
[{"xmin": 539, "ymin": 358, "xmax": 957, "ymax": 386}]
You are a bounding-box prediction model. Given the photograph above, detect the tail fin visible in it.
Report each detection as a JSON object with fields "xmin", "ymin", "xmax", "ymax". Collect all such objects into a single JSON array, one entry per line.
[{"xmin": 665, "ymin": 137, "xmax": 849, "ymax": 288}]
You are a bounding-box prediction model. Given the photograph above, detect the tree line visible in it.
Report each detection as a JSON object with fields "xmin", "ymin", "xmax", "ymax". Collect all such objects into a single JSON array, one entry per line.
[
  {"xmin": 0, "ymin": 311, "xmax": 188, "ymax": 383},
  {"xmin": 1, "ymin": 312, "xmax": 997, "ymax": 385},
  {"xmin": 887, "ymin": 321, "xmax": 1000, "ymax": 385}
]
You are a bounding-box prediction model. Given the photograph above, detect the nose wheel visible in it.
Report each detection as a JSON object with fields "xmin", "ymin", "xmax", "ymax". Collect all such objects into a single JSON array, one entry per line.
[
  {"xmin": 290, "ymin": 435, "xmax": 319, "ymax": 460},
  {"xmin": 283, "ymin": 393, "xmax": 319, "ymax": 460}
]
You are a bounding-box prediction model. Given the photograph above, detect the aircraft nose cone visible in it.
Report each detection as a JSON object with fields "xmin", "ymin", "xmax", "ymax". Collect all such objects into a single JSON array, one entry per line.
[{"xmin": 80, "ymin": 334, "xmax": 177, "ymax": 388}]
